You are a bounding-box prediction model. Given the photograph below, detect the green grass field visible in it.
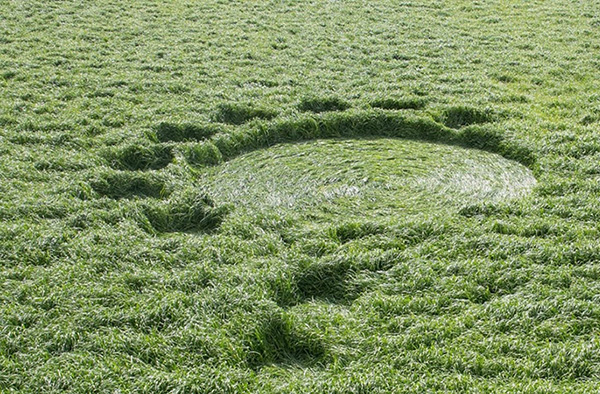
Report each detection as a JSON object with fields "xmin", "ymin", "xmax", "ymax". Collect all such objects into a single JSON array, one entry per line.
[{"xmin": 2, "ymin": 0, "xmax": 600, "ymax": 392}]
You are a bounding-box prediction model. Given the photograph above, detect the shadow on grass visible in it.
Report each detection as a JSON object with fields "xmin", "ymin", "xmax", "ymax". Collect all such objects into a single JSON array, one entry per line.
[
  {"xmin": 153, "ymin": 122, "xmax": 225, "ymax": 142},
  {"xmin": 104, "ymin": 143, "xmax": 174, "ymax": 171},
  {"xmin": 213, "ymin": 103, "xmax": 278, "ymax": 125},
  {"xmin": 91, "ymin": 171, "xmax": 169, "ymax": 200},
  {"xmin": 246, "ymin": 312, "xmax": 327, "ymax": 369},
  {"xmin": 297, "ymin": 96, "xmax": 351, "ymax": 113}
]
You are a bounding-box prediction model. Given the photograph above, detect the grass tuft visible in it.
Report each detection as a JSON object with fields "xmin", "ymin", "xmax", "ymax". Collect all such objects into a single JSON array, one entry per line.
[
  {"xmin": 91, "ymin": 171, "xmax": 169, "ymax": 200},
  {"xmin": 246, "ymin": 312, "xmax": 327, "ymax": 367},
  {"xmin": 141, "ymin": 191, "xmax": 229, "ymax": 233},
  {"xmin": 457, "ymin": 125, "xmax": 535, "ymax": 166},
  {"xmin": 441, "ymin": 106, "xmax": 494, "ymax": 129},
  {"xmin": 213, "ymin": 103, "xmax": 279, "ymax": 125},
  {"xmin": 297, "ymin": 96, "xmax": 351, "ymax": 113},
  {"xmin": 185, "ymin": 142, "xmax": 224, "ymax": 166},
  {"xmin": 104, "ymin": 143, "xmax": 174, "ymax": 171},
  {"xmin": 153, "ymin": 122, "xmax": 224, "ymax": 142},
  {"xmin": 296, "ymin": 257, "xmax": 353, "ymax": 302},
  {"xmin": 456, "ymin": 124, "xmax": 503, "ymax": 150}
]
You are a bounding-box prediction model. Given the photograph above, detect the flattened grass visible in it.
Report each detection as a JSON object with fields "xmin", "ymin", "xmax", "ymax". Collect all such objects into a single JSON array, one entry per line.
[
  {"xmin": 2, "ymin": 0, "xmax": 600, "ymax": 392},
  {"xmin": 204, "ymin": 138, "xmax": 536, "ymax": 221}
]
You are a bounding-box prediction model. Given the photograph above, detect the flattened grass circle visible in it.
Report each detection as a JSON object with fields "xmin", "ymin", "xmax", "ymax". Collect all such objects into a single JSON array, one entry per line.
[{"xmin": 205, "ymin": 138, "xmax": 536, "ymax": 221}]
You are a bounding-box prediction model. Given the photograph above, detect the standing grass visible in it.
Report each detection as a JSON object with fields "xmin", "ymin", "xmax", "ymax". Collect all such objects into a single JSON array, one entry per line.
[{"xmin": 2, "ymin": 0, "xmax": 600, "ymax": 392}]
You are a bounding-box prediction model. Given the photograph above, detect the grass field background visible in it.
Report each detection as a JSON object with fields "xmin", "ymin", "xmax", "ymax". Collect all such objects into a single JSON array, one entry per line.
[{"xmin": 2, "ymin": 0, "xmax": 600, "ymax": 392}]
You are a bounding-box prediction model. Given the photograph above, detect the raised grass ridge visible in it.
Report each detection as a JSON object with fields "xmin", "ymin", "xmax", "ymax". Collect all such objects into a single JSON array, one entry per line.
[{"xmin": 184, "ymin": 110, "xmax": 534, "ymax": 168}]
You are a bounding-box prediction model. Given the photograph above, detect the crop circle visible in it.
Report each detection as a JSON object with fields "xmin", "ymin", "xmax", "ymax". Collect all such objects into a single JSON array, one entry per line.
[{"xmin": 205, "ymin": 138, "xmax": 536, "ymax": 222}]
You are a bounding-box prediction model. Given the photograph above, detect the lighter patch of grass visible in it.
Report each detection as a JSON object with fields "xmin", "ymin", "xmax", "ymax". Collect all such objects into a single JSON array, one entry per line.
[{"xmin": 205, "ymin": 138, "xmax": 535, "ymax": 223}]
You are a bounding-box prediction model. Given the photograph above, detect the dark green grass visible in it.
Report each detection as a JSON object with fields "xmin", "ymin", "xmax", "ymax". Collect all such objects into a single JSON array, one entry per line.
[
  {"xmin": 297, "ymin": 96, "xmax": 351, "ymax": 113},
  {"xmin": 370, "ymin": 97, "xmax": 427, "ymax": 110},
  {"xmin": 213, "ymin": 103, "xmax": 279, "ymax": 125},
  {"xmin": 2, "ymin": 0, "xmax": 600, "ymax": 392},
  {"xmin": 140, "ymin": 192, "xmax": 229, "ymax": 234},
  {"xmin": 90, "ymin": 170, "xmax": 169, "ymax": 199},
  {"xmin": 103, "ymin": 143, "xmax": 174, "ymax": 171},
  {"xmin": 153, "ymin": 122, "xmax": 225, "ymax": 143},
  {"xmin": 440, "ymin": 106, "xmax": 495, "ymax": 129}
]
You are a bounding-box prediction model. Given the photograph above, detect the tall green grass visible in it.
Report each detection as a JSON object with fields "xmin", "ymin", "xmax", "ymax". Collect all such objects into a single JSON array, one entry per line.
[{"xmin": 197, "ymin": 111, "xmax": 535, "ymax": 167}]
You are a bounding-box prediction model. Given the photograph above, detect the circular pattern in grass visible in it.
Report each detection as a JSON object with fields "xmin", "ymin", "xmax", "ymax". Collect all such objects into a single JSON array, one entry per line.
[{"xmin": 205, "ymin": 138, "xmax": 536, "ymax": 221}]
